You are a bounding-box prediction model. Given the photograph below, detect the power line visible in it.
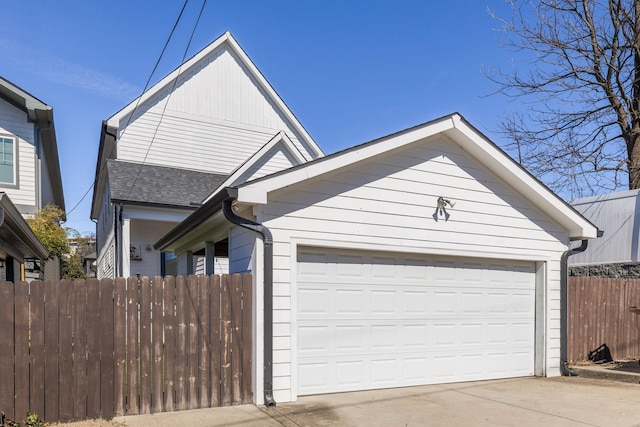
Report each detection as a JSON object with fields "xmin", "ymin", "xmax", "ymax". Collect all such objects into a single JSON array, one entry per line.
[
  {"xmin": 124, "ymin": 0, "xmax": 208, "ymax": 201},
  {"xmin": 65, "ymin": 0, "xmax": 191, "ymax": 218}
]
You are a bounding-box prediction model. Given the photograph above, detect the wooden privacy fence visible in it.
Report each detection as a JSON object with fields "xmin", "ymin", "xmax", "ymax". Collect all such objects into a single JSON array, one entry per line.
[
  {"xmin": 0, "ymin": 274, "xmax": 252, "ymax": 423},
  {"xmin": 569, "ymin": 276, "xmax": 640, "ymax": 362}
]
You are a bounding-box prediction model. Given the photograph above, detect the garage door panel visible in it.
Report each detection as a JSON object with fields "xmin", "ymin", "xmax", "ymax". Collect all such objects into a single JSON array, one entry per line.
[{"xmin": 297, "ymin": 248, "xmax": 536, "ymax": 395}]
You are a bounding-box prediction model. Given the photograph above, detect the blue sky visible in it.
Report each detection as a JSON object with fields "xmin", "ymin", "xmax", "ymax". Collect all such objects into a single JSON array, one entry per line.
[{"xmin": 1, "ymin": 0, "xmax": 522, "ymax": 234}]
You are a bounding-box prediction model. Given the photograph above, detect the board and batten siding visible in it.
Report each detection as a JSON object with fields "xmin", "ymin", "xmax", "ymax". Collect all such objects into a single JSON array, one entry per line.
[
  {"xmin": 254, "ymin": 137, "xmax": 569, "ymax": 402},
  {"xmin": 115, "ymin": 45, "xmax": 315, "ymax": 173},
  {"xmin": 0, "ymin": 100, "xmax": 37, "ymax": 207}
]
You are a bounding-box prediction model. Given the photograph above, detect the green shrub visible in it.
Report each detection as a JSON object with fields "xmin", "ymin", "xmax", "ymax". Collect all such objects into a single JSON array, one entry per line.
[{"xmin": 4, "ymin": 411, "xmax": 47, "ymax": 427}]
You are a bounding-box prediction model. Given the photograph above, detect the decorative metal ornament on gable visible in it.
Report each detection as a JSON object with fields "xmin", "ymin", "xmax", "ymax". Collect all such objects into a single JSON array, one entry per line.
[{"xmin": 434, "ymin": 196, "xmax": 455, "ymax": 222}]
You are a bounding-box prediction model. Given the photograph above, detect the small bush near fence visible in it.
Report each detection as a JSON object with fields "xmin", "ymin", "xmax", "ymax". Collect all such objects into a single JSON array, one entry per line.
[{"xmin": 0, "ymin": 274, "xmax": 252, "ymax": 423}]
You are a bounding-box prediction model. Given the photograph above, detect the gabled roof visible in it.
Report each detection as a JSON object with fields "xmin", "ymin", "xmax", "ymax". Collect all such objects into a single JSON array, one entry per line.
[
  {"xmin": 202, "ymin": 130, "xmax": 307, "ymax": 203},
  {"xmin": 108, "ymin": 160, "xmax": 227, "ymax": 208},
  {"xmin": 0, "ymin": 192, "xmax": 48, "ymax": 261},
  {"xmin": 156, "ymin": 113, "xmax": 599, "ymax": 251},
  {"xmin": 91, "ymin": 31, "xmax": 323, "ymax": 219},
  {"xmin": 0, "ymin": 77, "xmax": 65, "ymax": 213},
  {"xmin": 235, "ymin": 113, "xmax": 599, "ymax": 239},
  {"xmin": 104, "ymin": 32, "xmax": 322, "ymax": 159}
]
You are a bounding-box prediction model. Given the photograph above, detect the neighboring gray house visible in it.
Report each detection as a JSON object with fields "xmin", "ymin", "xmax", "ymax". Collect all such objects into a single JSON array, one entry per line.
[
  {"xmin": 156, "ymin": 113, "xmax": 599, "ymax": 405},
  {"xmin": 90, "ymin": 32, "xmax": 323, "ymax": 279},
  {"xmin": 570, "ymin": 189, "xmax": 640, "ymax": 277},
  {"xmin": 0, "ymin": 77, "xmax": 65, "ymax": 281}
]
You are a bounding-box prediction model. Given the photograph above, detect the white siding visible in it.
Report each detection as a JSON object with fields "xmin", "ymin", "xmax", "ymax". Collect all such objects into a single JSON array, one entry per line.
[
  {"xmin": 570, "ymin": 189, "xmax": 640, "ymax": 265},
  {"xmin": 229, "ymin": 226, "xmax": 255, "ymax": 273},
  {"xmin": 0, "ymin": 99, "xmax": 36, "ymax": 208},
  {"xmin": 129, "ymin": 219, "xmax": 178, "ymax": 277},
  {"xmin": 116, "ymin": 46, "xmax": 315, "ymax": 172},
  {"xmin": 255, "ymin": 138, "xmax": 568, "ymax": 402},
  {"xmin": 194, "ymin": 256, "xmax": 229, "ymax": 275},
  {"xmin": 243, "ymin": 146, "xmax": 299, "ymax": 182},
  {"xmin": 96, "ymin": 183, "xmax": 115, "ymax": 278},
  {"xmin": 97, "ymin": 234, "xmax": 116, "ymax": 280}
]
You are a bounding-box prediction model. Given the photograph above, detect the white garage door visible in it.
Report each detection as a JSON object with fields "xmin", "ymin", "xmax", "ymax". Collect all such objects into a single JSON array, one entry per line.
[{"xmin": 297, "ymin": 247, "xmax": 536, "ymax": 395}]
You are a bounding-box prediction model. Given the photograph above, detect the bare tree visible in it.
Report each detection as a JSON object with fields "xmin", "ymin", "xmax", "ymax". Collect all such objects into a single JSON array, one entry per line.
[{"xmin": 489, "ymin": 0, "xmax": 640, "ymax": 197}]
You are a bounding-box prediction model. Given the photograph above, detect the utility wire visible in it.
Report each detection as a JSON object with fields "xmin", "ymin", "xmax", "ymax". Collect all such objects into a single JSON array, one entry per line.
[
  {"xmin": 65, "ymin": 0, "xmax": 191, "ymax": 218},
  {"xmin": 124, "ymin": 0, "xmax": 208, "ymax": 201}
]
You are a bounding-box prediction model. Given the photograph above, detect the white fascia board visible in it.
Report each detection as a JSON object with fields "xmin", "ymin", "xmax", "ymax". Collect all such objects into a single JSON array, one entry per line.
[
  {"xmin": 236, "ymin": 187, "xmax": 268, "ymax": 205},
  {"xmin": 202, "ymin": 131, "xmax": 306, "ymax": 203},
  {"xmin": 239, "ymin": 116, "xmax": 455, "ymax": 195},
  {"xmin": 121, "ymin": 205, "xmax": 192, "ymax": 222},
  {"xmin": 447, "ymin": 115, "xmax": 598, "ymax": 240},
  {"xmin": 224, "ymin": 36, "xmax": 324, "ymax": 159},
  {"xmin": 238, "ymin": 113, "xmax": 597, "ymax": 240},
  {"xmin": 106, "ymin": 32, "xmax": 233, "ymax": 127},
  {"xmin": 105, "ymin": 33, "xmax": 323, "ymax": 160}
]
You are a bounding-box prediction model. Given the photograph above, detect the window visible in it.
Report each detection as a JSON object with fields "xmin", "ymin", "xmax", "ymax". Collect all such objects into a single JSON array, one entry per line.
[{"xmin": 0, "ymin": 136, "xmax": 15, "ymax": 184}]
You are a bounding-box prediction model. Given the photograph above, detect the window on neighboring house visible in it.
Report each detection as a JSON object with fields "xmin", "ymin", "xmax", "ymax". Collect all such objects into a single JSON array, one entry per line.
[{"xmin": 0, "ymin": 136, "xmax": 15, "ymax": 184}]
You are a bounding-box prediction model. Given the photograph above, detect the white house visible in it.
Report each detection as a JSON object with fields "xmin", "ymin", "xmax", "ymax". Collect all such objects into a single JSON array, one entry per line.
[
  {"xmin": 90, "ymin": 32, "xmax": 323, "ymax": 279},
  {"xmin": 155, "ymin": 113, "xmax": 599, "ymax": 405},
  {"xmin": 0, "ymin": 77, "xmax": 65, "ymax": 281}
]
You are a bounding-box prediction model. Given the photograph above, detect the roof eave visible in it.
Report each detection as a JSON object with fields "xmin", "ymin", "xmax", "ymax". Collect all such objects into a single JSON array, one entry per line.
[
  {"xmin": 36, "ymin": 110, "xmax": 65, "ymax": 214},
  {"xmin": 446, "ymin": 115, "xmax": 600, "ymax": 240},
  {"xmin": 0, "ymin": 78, "xmax": 65, "ymax": 214},
  {"xmin": 110, "ymin": 198, "xmax": 201, "ymax": 211},
  {"xmin": 235, "ymin": 113, "xmax": 599, "ymax": 241},
  {"xmin": 90, "ymin": 122, "xmax": 118, "ymax": 219},
  {"xmin": 154, "ymin": 187, "xmax": 236, "ymax": 252},
  {"xmin": 0, "ymin": 193, "xmax": 49, "ymax": 260}
]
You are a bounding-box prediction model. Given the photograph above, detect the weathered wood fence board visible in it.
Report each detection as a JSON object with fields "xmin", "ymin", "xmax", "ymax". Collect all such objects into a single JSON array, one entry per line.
[
  {"xmin": 0, "ymin": 274, "xmax": 252, "ymax": 423},
  {"xmin": 569, "ymin": 276, "xmax": 640, "ymax": 362}
]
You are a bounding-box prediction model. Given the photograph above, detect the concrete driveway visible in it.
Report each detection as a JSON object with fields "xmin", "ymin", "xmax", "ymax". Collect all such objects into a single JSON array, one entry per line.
[{"xmin": 117, "ymin": 376, "xmax": 640, "ymax": 426}]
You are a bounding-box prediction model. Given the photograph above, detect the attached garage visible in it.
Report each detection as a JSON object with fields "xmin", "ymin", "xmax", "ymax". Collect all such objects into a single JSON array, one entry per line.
[
  {"xmin": 296, "ymin": 247, "xmax": 537, "ymax": 394},
  {"xmin": 155, "ymin": 113, "xmax": 600, "ymax": 405}
]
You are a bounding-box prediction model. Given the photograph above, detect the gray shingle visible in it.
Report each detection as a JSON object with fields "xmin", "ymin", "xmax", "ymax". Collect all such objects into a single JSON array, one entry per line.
[{"xmin": 108, "ymin": 160, "xmax": 227, "ymax": 208}]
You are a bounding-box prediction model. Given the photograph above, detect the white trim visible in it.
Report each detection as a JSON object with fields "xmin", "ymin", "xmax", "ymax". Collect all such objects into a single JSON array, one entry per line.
[
  {"xmin": 238, "ymin": 114, "xmax": 598, "ymax": 240},
  {"xmin": 0, "ymin": 134, "xmax": 17, "ymax": 186},
  {"xmin": 204, "ymin": 131, "xmax": 306, "ymax": 204},
  {"xmin": 447, "ymin": 116, "xmax": 597, "ymax": 240},
  {"xmin": 289, "ymin": 237, "xmax": 550, "ymax": 396},
  {"xmin": 106, "ymin": 32, "xmax": 323, "ymax": 159},
  {"xmin": 287, "ymin": 237, "xmax": 557, "ymax": 264},
  {"xmin": 535, "ymin": 261, "xmax": 548, "ymax": 377},
  {"xmin": 122, "ymin": 218, "xmax": 131, "ymax": 277}
]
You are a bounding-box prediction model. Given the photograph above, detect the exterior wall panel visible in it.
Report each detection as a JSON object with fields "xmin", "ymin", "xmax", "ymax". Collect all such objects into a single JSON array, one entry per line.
[
  {"xmin": 115, "ymin": 46, "xmax": 315, "ymax": 173},
  {"xmin": 229, "ymin": 226, "xmax": 255, "ymax": 274},
  {"xmin": 0, "ymin": 100, "xmax": 36, "ymax": 207},
  {"xmin": 254, "ymin": 138, "xmax": 569, "ymax": 402}
]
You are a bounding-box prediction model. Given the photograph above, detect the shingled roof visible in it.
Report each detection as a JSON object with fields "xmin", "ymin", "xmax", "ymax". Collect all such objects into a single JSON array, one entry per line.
[{"xmin": 107, "ymin": 160, "xmax": 227, "ymax": 208}]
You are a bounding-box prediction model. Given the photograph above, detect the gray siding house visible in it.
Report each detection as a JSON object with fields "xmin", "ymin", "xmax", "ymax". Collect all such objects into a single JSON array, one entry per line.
[{"xmin": 571, "ymin": 189, "xmax": 640, "ymax": 276}]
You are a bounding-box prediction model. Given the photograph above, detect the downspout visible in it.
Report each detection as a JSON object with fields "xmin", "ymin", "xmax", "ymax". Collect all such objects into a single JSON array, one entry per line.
[
  {"xmin": 222, "ymin": 198, "xmax": 276, "ymax": 407},
  {"xmin": 560, "ymin": 239, "xmax": 589, "ymax": 376}
]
